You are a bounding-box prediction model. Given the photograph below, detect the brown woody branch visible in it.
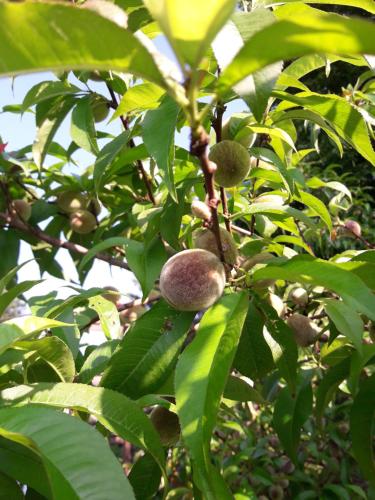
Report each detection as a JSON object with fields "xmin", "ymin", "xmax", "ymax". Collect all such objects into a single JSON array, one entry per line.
[
  {"xmin": 190, "ymin": 127, "xmax": 225, "ymax": 263},
  {"xmin": 106, "ymin": 84, "xmax": 156, "ymax": 205},
  {"xmin": 0, "ymin": 212, "xmax": 130, "ymax": 271}
]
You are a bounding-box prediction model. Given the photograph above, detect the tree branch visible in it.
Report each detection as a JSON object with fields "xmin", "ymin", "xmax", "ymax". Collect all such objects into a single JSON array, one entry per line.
[
  {"xmin": 0, "ymin": 212, "xmax": 130, "ymax": 271},
  {"xmin": 106, "ymin": 84, "xmax": 156, "ymax": 205},
  {"xmin": 190, "ymin": 127, "xmax": 225, "ymax": 263}
]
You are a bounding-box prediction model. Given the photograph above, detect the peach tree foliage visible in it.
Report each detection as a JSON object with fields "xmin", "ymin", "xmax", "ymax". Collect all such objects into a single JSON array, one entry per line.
[{"xmin": 0, "ymin": 0, "xmax": 374, "ymax": 498}]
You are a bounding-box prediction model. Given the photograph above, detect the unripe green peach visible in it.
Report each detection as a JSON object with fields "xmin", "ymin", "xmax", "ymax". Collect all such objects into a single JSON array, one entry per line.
[
  {"xmin": 83, "ymin": 0, "xmax": 128, "ymax": 28},
  {"xmin": 286, "ymin": 313, "xmax": 318, "ymax": 347},
  {"xmin": 102, "ymin": 286, "xmax": 120, "ymax": 304},
  {"xmin": 69, "ymin": 210, "xmax": 97, "ymax": 234},
  {"xmin": 159, "ymin": 249, "xmax": 226, "ymax": 311},
  {"xmin": 12, "ymin": 199, "xmax": 31, "ymax": 221},
  {"xmin": 289, "ymin": 287, "xmax": 308, "ymax": 307},
  {"xmin": 209, "ymin": 140, "xmax": 251, "ymax": 188},
  {"xmin": 91, "ymin": 97, "xmax": 110, "ymax": 123},
  {"xmin": 193, "ymin": 227, "xmax": 238, "ymax": 266},
  {"xmin": 150, "ymin": 406, "xmax": 180, "ymax": 447},
  {"xmin": 191, "ymin": 200, "xmax": 211, "ymax": 221},
  {"xmin": 57, "ymin": 191, "xmax": 88, "ymax": 213}
]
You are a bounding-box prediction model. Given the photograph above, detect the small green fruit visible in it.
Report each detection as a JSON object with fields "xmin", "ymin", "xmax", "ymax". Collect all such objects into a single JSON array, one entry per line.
[
  {"xmin": 57, "ymin": 191, "xmax": 88, "ymax": 213},
  {"xmin": 91, "ymin": 97, "xmax": 110, "ymax": 123},
  {"xmin": 69, "ymin": 210, "xmax": 97, "ymax": 234},
  {"xmin": 209, "ymin": 140, "xmax": 251, "ymax": 188},
  {"xmin": 150, "ymin": 406, "xmax": 180, "ymax": 447},
  {"xmin": 287, "ymin": 313, "xmax": 318, "ymax": 347},
  {"xmin": 13, "ymin": 199, "xmax": 31, "ymax": 221},
  {"xmin": 159, "ymin": 249, "xmax": 226, "ymax": 311},
  {"xmin": 193, "ymin": 227, "xmax": 238, "ymax": 266},
  {"xmin": 102, "ymin": 286, "xmax": 120, "ymax": 304}
]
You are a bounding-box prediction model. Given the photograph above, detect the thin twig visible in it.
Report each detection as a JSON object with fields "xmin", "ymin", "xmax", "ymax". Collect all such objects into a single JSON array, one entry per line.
[
  {"xmin": 190, "ymin": 127, "xmax": 226, "ymax": 264},
  {"xmin": 0, "ymin": 212, "xmax": 130, "ymax": 271},
  {"xmin": 106, "ymin": 84, "xmax": 156, "ymax": 205}
]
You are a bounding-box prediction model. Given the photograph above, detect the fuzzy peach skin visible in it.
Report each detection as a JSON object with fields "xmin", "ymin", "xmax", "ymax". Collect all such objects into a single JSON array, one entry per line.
[{"xmin": 159, "ymin": 249, "xmax": 226, "ymax": 311}]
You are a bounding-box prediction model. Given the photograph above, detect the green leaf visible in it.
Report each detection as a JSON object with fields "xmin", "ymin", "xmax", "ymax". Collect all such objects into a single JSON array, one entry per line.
[
  {"xmin": 218, "ymin": 4, "xmax": 375, "ymax": 94},
  {"xmin": 0, "ymin": 438, "xmax": 52, "ymax": 499},
  {"xmin": 294, "ymin": 190, "xmax": 332, "ymax": 231},
  {"xmin": 143, "ymin": 0, "xmax": 236, "ymax": 67},
  {"xmin": 253, "ymin": 255, "xmax": 375, "ymax": 321},
  {"xmin": 0, "ymin": 260, "xmax": 34, "ymax": 295},
  {"xmin": 79, "ymin": 340, "xmax": 120, "ymax": 384},
  {"xmin": 0, "ymin": 405, "xmax": 135, "ymax": 499},
  {"xmin": 143, "ymin": 95, "xmax": 180, "ymax": 201},
  {"xmin": 233, "ymin": 203, "xmax": 317, "ymax": 230},
  {"xmin": 4, "ymin": 316, "xmax": 70, "ymax": 336},
  {"xmin": 315, "ymin": 357, "xmax": 350, "ymax": 424},
  {"xmin": 232, "ymin": 9, "xmax": 282, "ymax": 122},
  {"xmin": 323, "ymin": 300, "xmax": 364, "ymax": 354},
  {"xmin": 259, "ymin": 300, "xmax": 298, "ymax": 392},
  {"xmin": 0, "ymin": 383, "xmax": 166, "ymax": 479},
  {"xmin": 0, "ymin": 280, "xmax": 41, "ymax": 317},
  {"xmin": 128, "ymin": 453, "xmax": 162, "ymax": 500},
  {"xmin": 22, "ymin": 80, "xmax": 80, "ymax": 111},
  {"xmin": 102, "ymin": 300, "xmax": 194, "ymax": 398},
  {"xmin": 273, "ymin": 378, "xmax": 313, "ymax": 462},
  {"xmin": 33, "ymin": 96, "xmax": 75, "ymax": 167},
  {"xmin": 0, "ymin": 471, "xmax": 23, "ymax": 500},
  {"xmin": 15, "ymin": 337, "xmax": 75, "ymax": 383},
  {"xmin": 71, "ymin": 96, "xmax": 99, "ymax": 155},
  {"xmin": 78, "ymin": 236, "xmax": 129, "ymax": 271},
  {"xmin": 224, "ymin": 376, "xmax": 265, "ymax": 403},
  {"xmin": 94, "ymin": 131, "xmax": 130, "ymax": 191},
  {"xmin": 175, "ymin": 292, "xmax": 248, "ymax": 496},
  {"xmin": 233, "ymin": 301, "xmax": 274, "ymax": 380},
  {"xmin": 0, "ymin": 3, "xmax": 165, "ymax": 86},
  {"xmin": 273, "ymin": 91, "xmax": 375, "ymax": 166},
  {"xmin": 112, "ymin": 82, "xmax": 165, "ymax": 119},
  {"xmin": 126, "ymin": 236, "xmax": 169, "ymax": 298},
  {"xmin": 88, "ymin": 296, "xmax": 122, "ymax": 340},
  {"xmin": 350, "ymin": 372, "xmax": 375, "ymax": 487}
]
